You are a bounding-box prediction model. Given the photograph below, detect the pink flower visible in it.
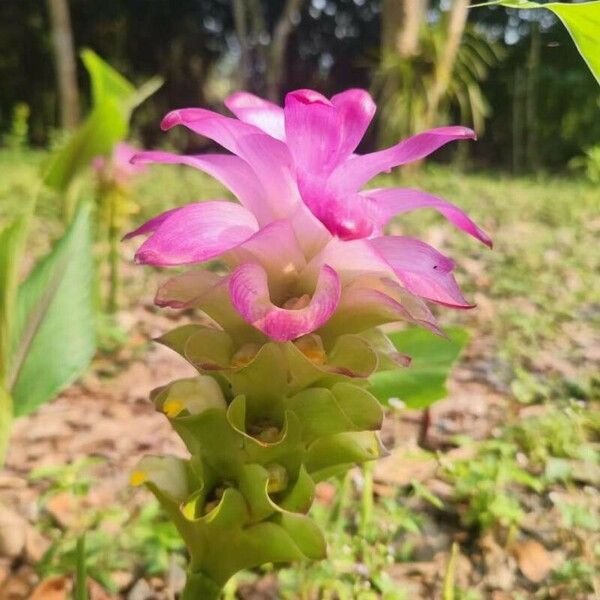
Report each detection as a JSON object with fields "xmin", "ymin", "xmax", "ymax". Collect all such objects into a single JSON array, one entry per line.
[
  {"xmin": 93, "ymin": 142, "xmax": 146, "ymax": 186},
  {"xmin": 126, "ymin": 89, "xmax": 490, "ymax": 342}
]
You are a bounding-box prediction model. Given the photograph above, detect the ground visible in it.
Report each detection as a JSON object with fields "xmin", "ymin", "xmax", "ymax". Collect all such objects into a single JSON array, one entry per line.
[{"xmin": 0, "ymin": 150, "xmax": 598, "ymax": 599}]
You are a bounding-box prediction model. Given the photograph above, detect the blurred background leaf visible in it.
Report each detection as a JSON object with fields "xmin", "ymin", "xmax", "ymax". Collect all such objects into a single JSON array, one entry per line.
[
  {"xmin": 0, "ymin": 213, "xmax": 29, "ymax": 385},
  {"xmin": 485, "ymin": 1, "xmax": 600, "ymax": 85},
  {"xmin": 369, "ymin": 327, "xmax": 470, "ymax": 409},
  {"xmin": 43, "ymin": 49, "xmax": 162, "ymax": 195},
  {"xmin": 9, "ymin": 202, "xmax": 96, "ymax": 417}
]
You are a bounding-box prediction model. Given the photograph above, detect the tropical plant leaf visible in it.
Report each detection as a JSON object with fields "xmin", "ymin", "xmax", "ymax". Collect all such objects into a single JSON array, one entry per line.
[
  {"xmin": 473, "ymin": 1, "xmax": 600, "ymax": 85},
  {"xmin": 0, "ymin": 214, "xmax": 30, "ymax": 464},
  {"xmin": 0, "ymin": 213, "xmax": 29, "ymax": 384},
  {"xmin": 81, "ymin": 48, "xmax": 136, "ymax": 108},
  {"xmin": 548, "ymin": 1, "xmax": 600, "ymax": 85},
  {"xmin": 42, "ymin": 101, "xmax": 127, "ymax": 193},
  {"xmin": 0, "ymin": 386, "xmax": 13, "ymax": 465},
  {"xmin": 81, "ymin": 48, "xmax": 163, "ymax": 115},
  {"xmin": 369, "ymin": 327, "xmax": 470, "ymax": 409},
  {"xmin": 9, "ymin": 203, "xmax": 96, "ymax": 417},
  {"xmin": 43, "ymin": 49, "xmax": 163, "ymax": 193}
]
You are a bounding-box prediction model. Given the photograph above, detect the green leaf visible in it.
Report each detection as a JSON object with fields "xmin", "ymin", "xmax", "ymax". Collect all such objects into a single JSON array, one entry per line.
[
  {"xmin": 81, "ymin": 49, "xmax": 163, "ymax": 115},
  {"xmin": 0, "ymin": 387, "xmax": 13, "ymax": 466},
  {"xmin": 44, "ymin": 50, "xmax": 163, "ymax": 193},
  {"xmin": 369, "ymin": 327, "xmax": 470, "ymax": 409},
  {"xmin": 43, "ymin": 101, "xmax": 127, "ymax": 193},
  {"xmin": 9, "ymin": 203, "xmax": 96, "ymax": 416},
  {"xmin": 0, "ymin": 213, "xmax": 29, "ymax": 383},
  {"xmin": 475, "ymin": 1, "xmax": 600, "ymax": 85},
  {"xmin": 81, "ymin": 48, "xmax": 135, "ymax": 109},
  {"xmin": 548, "ymin": 2, "xmax": 600, "ymax": 85},
  {"xmin": 0, "ymin": 214, "xmax": 29, "ymax": 464}
]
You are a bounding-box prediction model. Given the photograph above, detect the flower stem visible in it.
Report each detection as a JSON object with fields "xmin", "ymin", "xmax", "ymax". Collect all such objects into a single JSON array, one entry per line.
[
  {"xmin": 360, "ymin": 462, "xmax": 374, "ymax": 538},
  {"xmin": 182, "ymin": 571, "xmax": 223, "ymax": 600},
  {"xmin": 107, "ymin": 223, "xmax": 120, "ymax": 313}
]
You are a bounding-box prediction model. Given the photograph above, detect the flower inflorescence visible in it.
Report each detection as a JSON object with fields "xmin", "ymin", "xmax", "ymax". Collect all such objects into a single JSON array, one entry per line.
[{"xmin": 129, "ymin": 88, "xmax": 489, "ymax": 596}]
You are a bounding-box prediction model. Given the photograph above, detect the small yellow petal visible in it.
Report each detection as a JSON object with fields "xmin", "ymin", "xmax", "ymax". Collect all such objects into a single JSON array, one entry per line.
[
  {"xmin": 295, "ymin": 335, "xmax": 327, "ymax": 365},
  {"xmin": 231, "ymin": 343, "xmax": 261, "ymax": 369},
  {"xmin": 130, "ymin": 470, "xmax": 148, "ymax": 487},
  {"xmin": 163, "ymin": 399, "xmax": 185, "ymax": 418}
]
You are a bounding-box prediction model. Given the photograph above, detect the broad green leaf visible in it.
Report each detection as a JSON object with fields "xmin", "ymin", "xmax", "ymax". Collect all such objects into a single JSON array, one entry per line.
[
  {"xmin": 473, "ymin": 1, "xmax": 600, "ymax": 85},
  {"xmin": 43, "ymin": 100, "xmax": 127, "ymax": 192},
  {"xmin": 44, "ymin": 50, "xmax": 163, "ymax": 193},
  {"xmin": 369, "ymin": 326, "xmax": 470, "ymax": 409},
  {"xmin": 81, "ymin": 48, "xmax": 135, "ymax": 108},
  {"xmin": 549, "ymin": 2, "xmax": 600, "ymax": 85},
  {"xmin": 9, "ymin": 203, "xmax": 96, "ymax": 416},
  {"xmin": 0, "ymin": 387, "xmax": 13, "ymax": 465},
  {"xmin": 0, "ymin": 213, "xmax": 29, "ymax": 383},
  {"xmin": 81, "ymin": 49, "xmax": 163, "ymax": 115}
]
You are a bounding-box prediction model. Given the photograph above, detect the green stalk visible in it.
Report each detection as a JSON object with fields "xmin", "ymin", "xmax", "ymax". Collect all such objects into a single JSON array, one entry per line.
[
  {"xmin": 442, "ymin": 542, "xmax": 459, "ymax": 600},
  {"xmin": 106, "ymin": 191, "xmax": 120, "ymax": 313},
  {"xmin": 107, "ymin": 221, "xmax": 120, "ymax": 313},
  {"xmin": 182, "ymin": 571, "xmax": 223, "ymax": 600},
  {"xmin": 334, "ymin": 471, "xmax": 353, "ymax": 537},
  {"xmin": 74, "ymin": 535, "xmax": 88, "ymax": 600},
  {"xmin": 360, "ymin": 462, "xmax": 374, "ymax": 538}
]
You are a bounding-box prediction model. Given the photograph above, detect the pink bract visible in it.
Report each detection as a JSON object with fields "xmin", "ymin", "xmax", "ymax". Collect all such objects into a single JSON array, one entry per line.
[
  {"xmin": 93, "ymin": 142, "xmax": 146, "ymax": 184},
  {"xmin": 127, "ymin": 88, "xmax": 491, "ymax": 342}
]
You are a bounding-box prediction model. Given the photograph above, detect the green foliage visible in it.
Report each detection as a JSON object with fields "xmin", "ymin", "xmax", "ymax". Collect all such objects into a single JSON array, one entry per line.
[
  {"xmin": 0, "ymin": 387, "xmax": 12, "ymax": 467},
  {"xmin": 444, "ymin": 401, "xmax": 599, "ymax": 532},
  {"xmin": 369, "ymin": 327, "xmax": 470, "ymax": 409},
  {"xmin": 374, "ymin": 25, "xmax": 502, "ymax": 143},
  {"xmin": 9, "ymin": 203, "xmax": 96, "ymax": 417},
  {"xmin": 3, "ymin": 103, "xmax": 30, "ymax": 151},
  {"xmin": 276, "ymin": 479, "xmax": 421, "ymax": 600},
  {"xmin": 445, "ymin": 439, "xmax": 542, "ymax": 530},
  {"xmin": 81, "ymin": 49, "xmax": 163, "ymax": 116},
  {"xmin": 555, "ymin": 500, "xmax": 599, "ymax": 532},
  {"xmin": 43, "ymin": 101, "xmax": 127, "ymax": 195},
  {"xmin": 550, "ymin": 558, "xmax": 596, "ymax": 594},
  {"xmin": 32, "ymin": 460, "xmax": 185, "ymax": 591},
  {"xmin": 30, "ymin": 457, "xmax": 104, "ymax": 501},
  {"xmin": 0, "ymin": 211, "xmax": 29, "ymax": 462},
  {"xmin": 43, "ymin": 49, "xmax": 162, "ymax": 195},
  {"xmin": 0, "ymin": 214, "xmax": 28, "ymax": 383},
  {"xmin": 570, "ymin": 143, "xmax": 600, "ymax": 183},
  {"xmin": 477, "ymin": 1, "xmax": 600, "ymax": 85},
  {"xmin": 507, "ymin": 402, "xmax": 600, "ymax": 467}
]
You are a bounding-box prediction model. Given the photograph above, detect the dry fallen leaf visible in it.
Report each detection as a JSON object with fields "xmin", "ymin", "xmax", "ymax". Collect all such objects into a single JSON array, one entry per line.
[
  {"xmin": 512, "ymin": 539, "xmax": 553, "ymax": 583},
  {"xmin": 374, "ymin": 448, "xmax": 437, "ymax": 487},
  {"xmin": 315, "ymin": 482, "xmax": 336, "ymax": 505},
  {"xmin": 45, "ymin": 492, "xmax": 77, "ymax": 529},
  {"xmin": 0, "ymin": 505, "xmax": 27, "ymax": 558},
  {"xmin": 29, "ymin": 576, "xmax": 70, "ymax": 600}
]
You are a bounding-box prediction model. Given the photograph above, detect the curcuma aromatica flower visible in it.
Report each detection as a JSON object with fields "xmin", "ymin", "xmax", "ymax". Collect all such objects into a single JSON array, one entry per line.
[{"xmin": 128, "ymin": 89, "xmax": 490, "ymax": 598}]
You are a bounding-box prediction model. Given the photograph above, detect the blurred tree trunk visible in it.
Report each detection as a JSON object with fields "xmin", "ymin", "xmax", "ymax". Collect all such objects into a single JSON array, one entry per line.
[
  {"xmin": 512, "ymin": 67, "xmax": 526, "ymax": 173},
  {"xmin": 46, "ymin": 0, "xmax": 79, "ymax": 130},
  {"xmin": 233, "ymin": 0, "xmax": 305, "ymax": 100},
  {"xmin": 381, "ymin": 0, "xmax": 428, "ymax": 57},
  {"xmin": 526, "ymin": 20, "xmax": 541, "ymax": 171},
  {"xmin": 267, "ymin": 0, "xmax": 305, "ymax": 101},
  {"xmin": 233, "ymin": 0, "xmax": 252, "ymax": 90},
  {"xmin": 424, "ymin": 0, "xmax": 469, "ymax": 129}
]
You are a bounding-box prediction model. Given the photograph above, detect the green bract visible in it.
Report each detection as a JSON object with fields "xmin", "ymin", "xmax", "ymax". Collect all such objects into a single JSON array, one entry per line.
[{"xmin": 132, "ymin": 326, "xmax": 399, "ymax": 596}]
